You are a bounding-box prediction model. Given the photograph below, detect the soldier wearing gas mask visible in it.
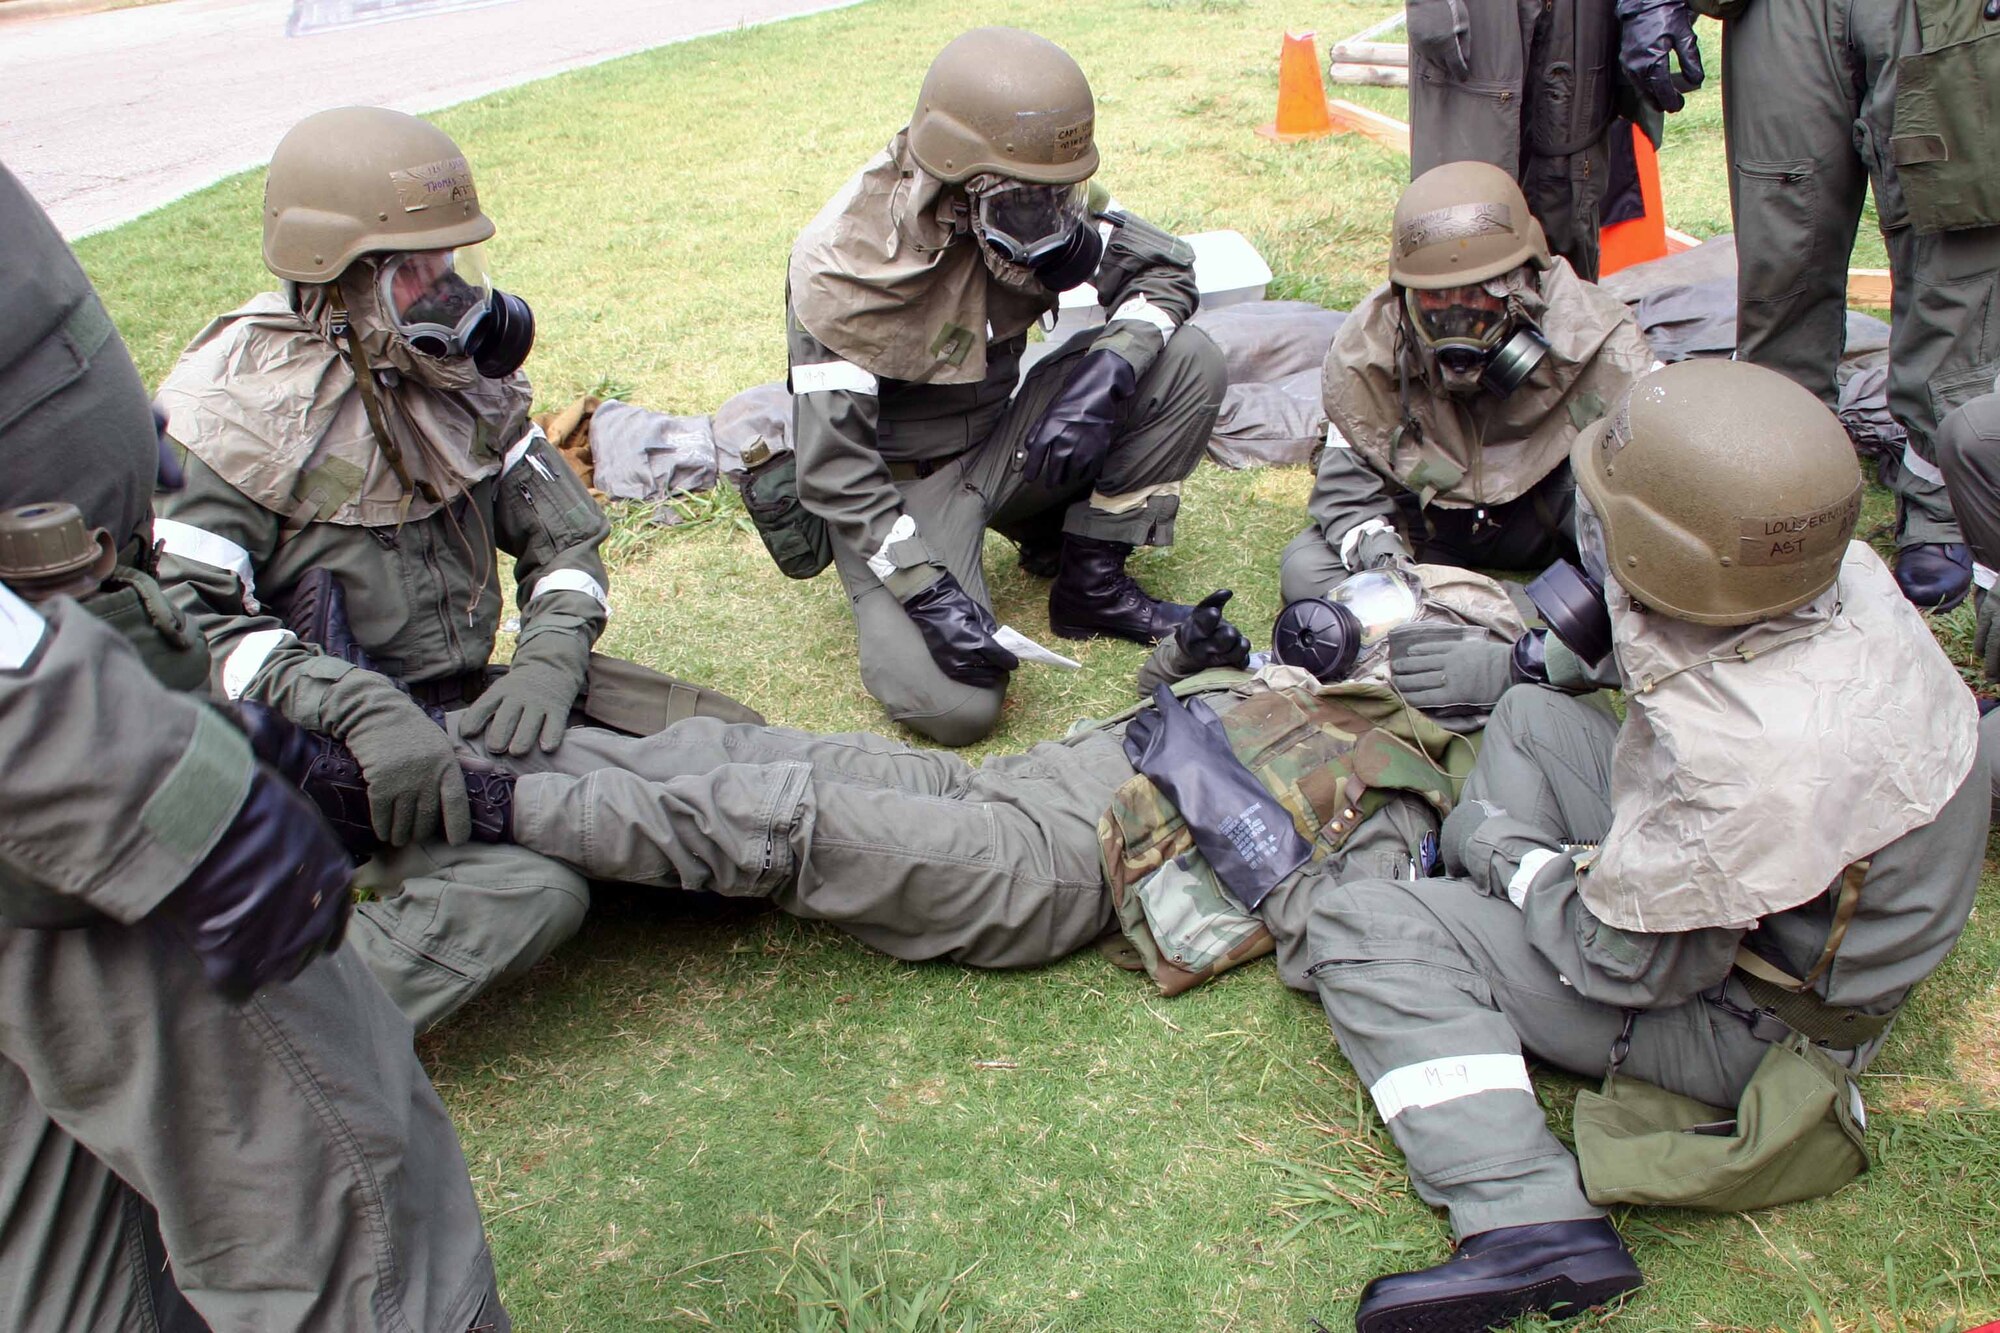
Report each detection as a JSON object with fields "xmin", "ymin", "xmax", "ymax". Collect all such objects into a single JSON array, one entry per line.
[
  {"xmin": 1308, "ymin": 360, "xmax": 1987, "ymax": 1331},
  {"xmin": 0, "ymin": 161, "xmax": 507, "ymax": 1333},
  {"xmin": 1277, "ymin": 163, "xmax": 1653, "ymax": 611},
  {"xmin": 152, "ymin": 107, "xmax": 752, "ymax": 1032},
  {"xmin": 784, "ymin": 27, "xmax": 1227, "ymax": 746}
]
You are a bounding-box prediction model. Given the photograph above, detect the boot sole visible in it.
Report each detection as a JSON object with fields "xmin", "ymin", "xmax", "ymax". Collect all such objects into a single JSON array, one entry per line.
[
  {"xmin": 1047, "ymin": 619, "xmax": 1169, "ymax": 645},
  {"xmin": 1355, "ymin": 1255, "xmax": 1641, "ymax": 1333}
]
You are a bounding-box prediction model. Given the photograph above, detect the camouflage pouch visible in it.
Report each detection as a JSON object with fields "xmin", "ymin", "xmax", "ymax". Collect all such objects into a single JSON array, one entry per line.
[
  {"xmin": 1098, "ymin": 685, "xmax": 1459, "ymax": 996},
  {"xmin": 733, "ymin": 445, "xmax": 832, "ymax": 580}
]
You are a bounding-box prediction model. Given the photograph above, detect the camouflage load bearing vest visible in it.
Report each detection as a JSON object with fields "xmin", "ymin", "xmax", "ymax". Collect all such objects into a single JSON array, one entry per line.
[{"xmin": 1097, "ymin": 674, "xmax": 1475, "ymax": 996}]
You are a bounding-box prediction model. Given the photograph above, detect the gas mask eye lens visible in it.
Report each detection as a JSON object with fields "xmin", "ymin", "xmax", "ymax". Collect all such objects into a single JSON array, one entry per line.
[{"xmin": 975, "ymin": 178, "xmax": 1088, "ymax": 264}]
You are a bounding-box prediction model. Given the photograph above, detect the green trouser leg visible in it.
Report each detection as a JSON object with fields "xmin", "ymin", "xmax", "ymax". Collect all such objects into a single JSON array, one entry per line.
[
  {"xmin": 1725, "ymin": 0, "xmax": 2000, "ymax": 548},
  {"xmin": 509, "ymin": 724, "xmax": 1130, "ymax": 968},
  {"xmin": 827, "ymin": 326, "xmax": 1224, "ymax": 747},
  {"xmin": 1934, "ymin": 393, "xmax": 2000, "ymax": 593},
  {"xmin": 0, "ymin": 930, "xmax": 503, "ymax": 1332},
  {"xmin": 347, "ymin": 837, "xmax": 590, "ymax": 1034},
  {"xmin": 1305, "ymin": 689, "xmax": 1769, "ymax": 1240}
]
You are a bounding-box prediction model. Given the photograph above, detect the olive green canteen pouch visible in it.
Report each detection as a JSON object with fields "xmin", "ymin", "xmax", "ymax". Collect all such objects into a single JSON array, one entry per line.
[
  {"xmin": 733, "ymin": 440, "xmax": 833, "ymax": 581},
  {"xmin": 1574, "ymin": 1033, "xmax": 1869, "ymax": 1212}
]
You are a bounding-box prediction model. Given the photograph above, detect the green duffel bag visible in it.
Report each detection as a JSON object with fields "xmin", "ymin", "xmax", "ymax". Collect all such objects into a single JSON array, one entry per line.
[
  {"xmin": 733, "ymin": 440, "xmax": 833, "ymax": 581},
  {"xmin": 1574, "ymin": 1033, "xmax": 1869, "ymax": 1212},
  {"xmin": 1891, "ymin": 0, "xmax": 2000, "ymax": 234}
]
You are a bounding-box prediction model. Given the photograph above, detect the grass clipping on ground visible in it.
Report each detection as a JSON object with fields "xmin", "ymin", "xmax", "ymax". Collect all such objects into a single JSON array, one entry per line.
[{"xmin": 77, "ymin": 0, "xmax": 1993, "ymax": 1328}]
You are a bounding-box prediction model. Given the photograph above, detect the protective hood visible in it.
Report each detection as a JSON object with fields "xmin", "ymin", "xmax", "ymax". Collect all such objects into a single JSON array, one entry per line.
[
  {"xmin": 1324, "ymin": 257, "xmax": 1653, "ymax": 508},
  {"xmin": 1581, "ymin": 542, "xmax": 1978, "ymax": 933},
  {"xmin": 788, "ymin": 132, "xmax": 1057, "ymax": 386},
  {"xmin": 157, "ymin": 286, "xmax": 531, "ymax": 528}
]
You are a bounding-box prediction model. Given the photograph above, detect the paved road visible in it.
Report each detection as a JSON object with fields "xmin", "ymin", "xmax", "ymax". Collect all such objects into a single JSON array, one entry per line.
[{"xmin": 0, "ymin": 0, "xmax": 857, "ymax": 237}]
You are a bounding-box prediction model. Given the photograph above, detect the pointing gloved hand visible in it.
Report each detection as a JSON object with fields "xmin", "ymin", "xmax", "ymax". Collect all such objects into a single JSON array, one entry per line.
[
  {"xmin": 1137, "ymin": 589, "xmax": 1252, "ymax": 692},
  {"xmin": 1388, "ymin": 623, "xmax": 1523, "ymax": 718},
  {"xmin": 460, "ymin": 629, "xmax": 588, "ymax": 756},
  {"xmin": 1406, "ymin": 0, "xmax": 1473, "ymax": 80},
  {"xmin": 155, "ymin": 758, "xmax": 355, "ymax": 1000},
  {"xmin": 901, "ymin": 570, "xmax": 1020, "ymax": 689},
  {"xmin": 1021, "ymin": 347, "xmax": 1137, "ymax": 489},
  {"xmin": 319, "ymin": 668, "xmax": 471, "ymax": 847},
  {"xmin": 1123, "ymin": 684, "xmax": 1310, "ymax": 911},
  {"xmin": 1615, "ymin": 0, "xmax": 1704, "ymax": 113}
]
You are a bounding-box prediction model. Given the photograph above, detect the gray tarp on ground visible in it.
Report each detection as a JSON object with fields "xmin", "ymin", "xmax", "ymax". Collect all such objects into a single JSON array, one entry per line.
[
  {"xmin": 586, "ymin": 398, "xmax": 717, "ymax": 502},
  {"xmin": 1189, "ymin": 301, "xmax": 1348, "ymax": 469}
]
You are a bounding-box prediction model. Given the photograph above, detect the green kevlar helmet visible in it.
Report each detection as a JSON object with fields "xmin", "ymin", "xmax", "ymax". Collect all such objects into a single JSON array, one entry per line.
[
  {"xmin": 906, "ymin": 28, "xmax": 1098, "ymax": 185},
  {"xmin": 263, "ymin": 106, "xmax": 495, "ymax": 283},
  {"xmin": 1388, "ymin": 161, "xmax": 1551, "ymax": 289},
  {"xmin": 1573, "ymin": 360, "xmax": 1864, "ymax": 626}
]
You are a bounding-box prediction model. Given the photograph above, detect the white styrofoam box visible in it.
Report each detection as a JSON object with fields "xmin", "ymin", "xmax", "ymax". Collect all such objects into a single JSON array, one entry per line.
[{"xmin": 1048, "ymin": 228, "xmax": 1274, "ymax": 341}]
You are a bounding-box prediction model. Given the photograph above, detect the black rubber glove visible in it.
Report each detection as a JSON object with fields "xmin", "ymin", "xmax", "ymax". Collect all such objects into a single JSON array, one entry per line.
[
  {"xmin": 1175, "ymin": 590, "xmax": 1253, "ymax": 671},
  {"xmin": 901, "ymin": 571, "xmax": 1019, "ymax": 689},
  {"xmin": 1616, "ymin": 0, "xmax": 1704, "ymax": 113},
  {"xmin": 1406, "ymin": 0, "xmax": 1472, "ymax": 80},
  {"xmin": 1123, "ymin": 684, "xmax": 1311, "ymax": 911},
  {"xmin": 1022, "ymin": 347, "xmax": 1137, "ymax": 489},
  {"xmin": 154, "ymin": 765, "xmax": 355, "ymax": 1000}
]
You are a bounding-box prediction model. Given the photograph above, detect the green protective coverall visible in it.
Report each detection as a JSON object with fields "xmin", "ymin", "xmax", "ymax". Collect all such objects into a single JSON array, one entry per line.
[
  {"xmin": 0, "ymin": 162, "xmax": 503, "ymax": 1332},
  {"xmin": 787, "ymin": 136, "xmax": 1226, "ymax": 746},
  {"xmin": 152, "ymin": 291, "xmax": 618, "ymax": 1032},
  {"xmin": 1723, "ymin": 0, "xmax": 2000, "ymax": 551},
  {"xmin": 1305, "ymin": 631, "xmax": 1988, "ymax": 1237},
  {"xmin": 1406, "ymin": 0, "xmax": 1625, "ymax": 279},
  {"xmin": 1277, "ymin": 259, "xmax": 1651, "ymax": 602}
]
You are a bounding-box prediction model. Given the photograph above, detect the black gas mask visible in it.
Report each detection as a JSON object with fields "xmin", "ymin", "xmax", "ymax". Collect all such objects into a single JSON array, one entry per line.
[
  {"xmin": 1403, "ymin": 282, "xmax": 1550, "ymax": 398},
  {"xmin": 378, "ymin": 247, "xmax": 537, "ymax": 379},
  {"xmin": 970, "ymin": 176, "xmax": 1103, "ymax": 291},
  {"xmin": 1270, "ymin": 567, "xmax": 1426, "ymax": 682},
  {"xmin": 1525, "ymin": 489, "xmax": 1615, "ymax": 664}
]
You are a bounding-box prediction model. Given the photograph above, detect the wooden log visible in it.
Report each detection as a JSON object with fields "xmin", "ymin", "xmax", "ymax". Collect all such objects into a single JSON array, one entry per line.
[
  {"xmin": 1328, "ymin": 62, "xmax": 1410, "ymax": 87},
  {"xmin": 1326, "ymin": 98, "xmax": 1412, "ymax": 154},
  {"xmin": 1329, "ymin": 40, "xmax": 1408, "ymax": 66}
]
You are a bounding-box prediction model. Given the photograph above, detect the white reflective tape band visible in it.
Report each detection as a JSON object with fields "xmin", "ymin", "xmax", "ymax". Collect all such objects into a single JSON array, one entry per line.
[
  {"xmin": 866, "ymin": 513, "xmax": 918, "ymax": 580},
  {"xmin": 1901, "ymin": 443, "xmax": 1947, "ymax": 487},
  {"xmin": 1338, "ymin": 517, "xmax": 1394, "ymax": 571},
  {"xmin": 1507, "ymin": 847, "xmax": 1562, "ymax": 909},
  {"xmin": 1369, "ymin": 1054, "xmax": 1535, "ymax": 1123},
  {"xmin": 1975, "ymin": 561, "xmax": 1998, "ymax": 592},
  {"xmin": 0, "ymin": 583, "xmax": 48, "ymax": 671},
  {"xmin": 791, "ymin": 360, "xmax": 879, "ymax": 396},
  {"xmin": 1326, "ymin": 420, "xmax": 1352, "ymax": 450},
  {"xmin": 221, "ymin": 628, "xmax": 292, "ymax": 700},
  {"xmin": 526, "ymin": 569, "xmax": 611, "ymax": 616},
  {"xmin": 1109, "ymin": 294, "xmax": 1178, "ymax": 340},
  {"xmin": 502, "ymin": 424, "xmax": 549, "ymax": 476},
  {"xmin": 152, "ymin": 518, "xmax": 259, "ymax": 613}
]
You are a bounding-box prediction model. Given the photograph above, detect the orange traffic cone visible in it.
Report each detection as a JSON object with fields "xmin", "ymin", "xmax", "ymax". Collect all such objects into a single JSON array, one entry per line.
[
  {"xmin": 1256, "ymin": 32, "xmax": 1334, "ymax": 142},
  {"xmin": 1598, "ymin": 124, "xmax": 1669, "ymax": 276}
]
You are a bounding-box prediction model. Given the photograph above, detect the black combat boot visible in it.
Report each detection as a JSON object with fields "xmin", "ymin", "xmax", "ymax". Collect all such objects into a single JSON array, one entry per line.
[
  {"xmin": 281, "ymin": 567, "xmax": 450, "ymax": 723},
  {"xmin": 1046, "ymin": 534, "xmax": 1194, "ymax": 644},
  {"xmin": 227, "ymin": 703, "xmax": 517, "ymax": 853},
  {"xmin": 1351, "ymin": 1219, "xmax": 1641, "ymax": 1332}
]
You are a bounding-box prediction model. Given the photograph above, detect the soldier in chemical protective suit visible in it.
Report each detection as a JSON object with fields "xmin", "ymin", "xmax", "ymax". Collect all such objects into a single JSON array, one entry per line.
[
  {"xmin": 1306, "ymin": 359, "xmax": 1988, "ymax": 1332},
  {"xmin": 1930, "ymin": 383, "xmax": 2000, "ymax": 811},
  {"xmin": 0, "ymin": 162, "xmax": 506, "ymax": 1332},
  {"xmin": 784, "ymin": 27, "xmax": 1228, "ymax": 747},
  {"xmin": 1278, "ymin": 161, "xmax": 1652, "ymax": 721},
  {"xmin": 1405, "ymin": 0, "xmax": 1703, "ymax": 279},
  {"xmin": 1702, "ymin": 0, "xmax": 2000, "ymax": 611},
  {"xmin": 153, "ymin": 106, "xmax": 756, "ymax": 1032}
]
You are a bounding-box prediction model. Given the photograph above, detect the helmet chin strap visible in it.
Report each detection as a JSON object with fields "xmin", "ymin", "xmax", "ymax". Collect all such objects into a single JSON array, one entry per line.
[{"xmin": 327, "ymin": 290, "xmax": 439, "ymax": 525}]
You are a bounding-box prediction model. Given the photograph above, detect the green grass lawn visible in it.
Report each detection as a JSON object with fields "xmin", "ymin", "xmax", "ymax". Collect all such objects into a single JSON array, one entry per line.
[{"xmin": 74, "ymin": 0, "xmax": 1997, "ymax": 1327}]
